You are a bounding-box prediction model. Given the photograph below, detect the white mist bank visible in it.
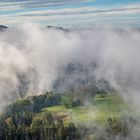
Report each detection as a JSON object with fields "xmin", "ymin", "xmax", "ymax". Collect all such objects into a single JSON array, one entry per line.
[{"xmin": 0, "ymin": 23, "xmax": 140, "ymax": 110}]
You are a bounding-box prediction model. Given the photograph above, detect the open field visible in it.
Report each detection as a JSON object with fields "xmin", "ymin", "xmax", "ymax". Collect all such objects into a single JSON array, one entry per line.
[{"xmin": 35, "ymin": 93, "xmax": 130, "ymax": 125}]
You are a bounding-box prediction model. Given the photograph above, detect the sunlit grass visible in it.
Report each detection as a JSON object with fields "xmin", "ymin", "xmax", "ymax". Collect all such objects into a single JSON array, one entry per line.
[{"xmin": 35, "ymin": 93, "xmax": 130, "ymax": 126}]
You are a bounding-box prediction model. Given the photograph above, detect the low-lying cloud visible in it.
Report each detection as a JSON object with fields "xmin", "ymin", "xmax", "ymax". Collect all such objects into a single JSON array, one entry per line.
[{"xmin": 0, "ymin": 23, "xmax": 140, "ymax": 110}]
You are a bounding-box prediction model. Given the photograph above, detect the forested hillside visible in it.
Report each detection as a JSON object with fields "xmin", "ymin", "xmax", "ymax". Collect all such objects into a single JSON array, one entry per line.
[{"xmin": 0, "ymin": 92, "xmax": 138, "ymax": 140}]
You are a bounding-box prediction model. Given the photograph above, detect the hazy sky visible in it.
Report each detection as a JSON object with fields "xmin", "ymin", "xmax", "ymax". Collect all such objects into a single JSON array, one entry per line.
[{"xmin": 0, "ymin": 0, "xmax": 140, "ymax": 27}]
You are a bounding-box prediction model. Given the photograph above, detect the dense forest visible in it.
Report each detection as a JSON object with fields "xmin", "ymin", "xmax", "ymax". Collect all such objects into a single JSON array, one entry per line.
[
  {"xmin": 0, "ymin": 92, "xmax": 79, "ymax": 140},
  {"xmin": 0, "ymin": 92, "xmax": 138, "ymax": 140}
]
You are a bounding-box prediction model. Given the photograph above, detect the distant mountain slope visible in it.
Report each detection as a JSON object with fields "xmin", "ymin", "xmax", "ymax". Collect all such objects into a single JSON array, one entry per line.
[
  {"xmin": 0, "ymin": 25, "xmax": 8, "ymax": 31},
  {"xmin": 46, "ymin": 25, "xmax": 69, "ymax": 32},
  {"xmin": 53, "ymin": 63, "xmax": 113, "ymax": 95}
]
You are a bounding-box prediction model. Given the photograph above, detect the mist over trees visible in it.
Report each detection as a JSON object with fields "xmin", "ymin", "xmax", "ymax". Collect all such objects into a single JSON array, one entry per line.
[
  {"xmin": 0, "ymin": 92, "xmax": 138, "ymax": 140},
  {"xmin": 0, "ymin": 24, "xmax": 140, "ymax": 139},
  {"xmin": 0, "ymin": 24, "xmax": 140, "ymax": 110}
]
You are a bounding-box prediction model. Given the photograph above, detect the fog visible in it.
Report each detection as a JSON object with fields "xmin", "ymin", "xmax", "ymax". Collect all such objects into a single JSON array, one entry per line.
[{"xmin": 0, "ymin": 23, "xmax": 140, "ymax": 113}]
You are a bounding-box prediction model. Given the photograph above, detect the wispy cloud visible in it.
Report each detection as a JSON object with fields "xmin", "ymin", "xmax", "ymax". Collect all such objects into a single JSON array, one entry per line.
[
  {"xmin": 0, "ymin": 0, "xmax": 140, "ymax": 27},
  {"xmin": 0, "ymin": 0, "xmax": 92, "ymax": 9},
  {"xmin": 12, "ymin": 4, "xmax": 140, "ymax": 17}
]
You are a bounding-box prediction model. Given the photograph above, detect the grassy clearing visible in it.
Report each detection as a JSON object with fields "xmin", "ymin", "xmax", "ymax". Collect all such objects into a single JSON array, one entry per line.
[{"xmin": 35, "ymin": 93, "xmax": 129, "ymax": 125}]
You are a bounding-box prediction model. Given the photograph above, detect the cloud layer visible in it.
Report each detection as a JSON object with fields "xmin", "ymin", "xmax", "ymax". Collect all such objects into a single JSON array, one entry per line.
[{"xmin": 0, "ymin": 23, "xmax": 140, "ymax": 111}]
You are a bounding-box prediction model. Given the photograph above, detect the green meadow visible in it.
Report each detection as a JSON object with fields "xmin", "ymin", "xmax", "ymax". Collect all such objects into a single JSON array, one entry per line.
[{"xmin": 35, "ymin": 93, "xmax": 130, "ymax": 125}]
